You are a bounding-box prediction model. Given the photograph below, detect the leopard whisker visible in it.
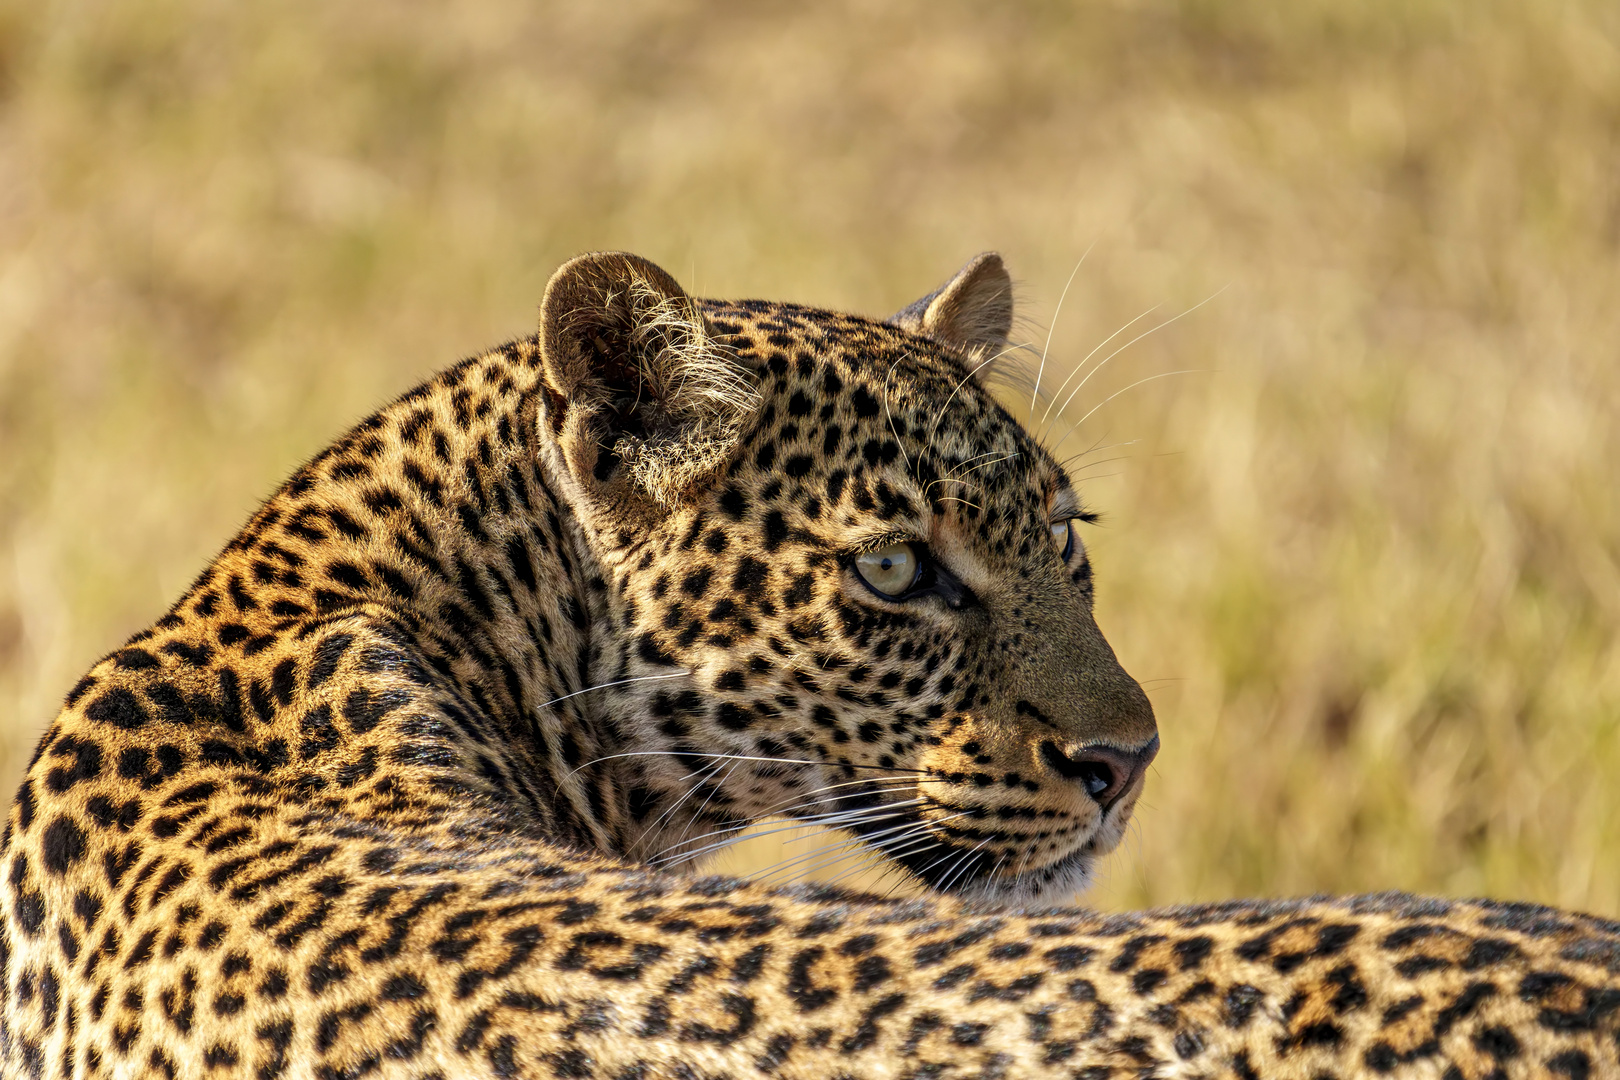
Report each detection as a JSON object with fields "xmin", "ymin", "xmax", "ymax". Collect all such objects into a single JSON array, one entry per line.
[
  {"xmin": 1037, "ymin": 303, "xmax": 1160, "ymax": 430},
  {"xmin": 924, "ymin": 342, "xmax": 1025, "ymax": 465},
  {"xmin": 637, "ymin": 760, "xmax": 730, "ymax": 855},
  {"xmin": 883, "ymin": 349, "xmax": 916, "ymax": 479},
  {"xmin": 936, "ymin": 836, "xmax": 996, "ymax": 894},
  {"xmin": 682, "ymin": 754, "xmax": 747, "ymax": 851},
  {"xmin": 568, "ymin": 750, "xmax": 932, "ymax": 778},
  {"xmin": 754, "ymin": 812, "xmax": 976, "ymax": 887},
  {"xmin": 1064, "ymin": 369, "xmax": 1206, "ymax": 435},
  {"xmin": 534, "ymin": 670, "xmax": 694, "ymax": 713},
  {"xmin": 1054, "ymin": 436, "xmax": 1139, "ymax": 472},
  {"xmin": 816, "ymin": 814, "xmax": 981, "ymax": 889},
  {"xmin": 651, "ymin": 784, "xmax": 929, "ymax": 864},
  {"xmin": 817, "ymin": 842, "xmax": 917, "ymax": 891},
  {"xmin": 651, "ymin": 798, "xmax": 929, "ymax": 868},
  {"xmin": 1029, "ymin": 244, "xmax": 1095, "ymax": 422},
  {"xmin": 1044, "ymin": 286, "xmax": 1226, "ymax": 429},
  {"xmin": 753, "ymin": 779, "xmax": 935, "ymax": 821}
]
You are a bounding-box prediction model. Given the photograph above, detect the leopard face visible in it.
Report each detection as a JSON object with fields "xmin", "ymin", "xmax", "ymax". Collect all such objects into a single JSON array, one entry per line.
[{"xmin": 537, "ymin": 253, "xmax": 1157, "ymax": 902}]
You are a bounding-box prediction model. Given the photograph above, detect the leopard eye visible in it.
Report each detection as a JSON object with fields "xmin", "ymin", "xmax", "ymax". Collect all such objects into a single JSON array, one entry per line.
[
  {"xmin": 1051, "ymin": 519, "xmax": 1075, "ymax": 561},
  {"xmin": 855, "ymin": 543, "xmax": 920, "ymax": 598}
]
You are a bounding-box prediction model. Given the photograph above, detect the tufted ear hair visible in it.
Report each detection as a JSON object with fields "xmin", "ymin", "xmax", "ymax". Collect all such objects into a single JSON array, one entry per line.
[
  {"xmin": 888, "ymin": 252, "xmax": 1014, "ymax": 357},
  {"xmin": 538, "ymin": 252, "xmax": 760, "ymax": 506}
]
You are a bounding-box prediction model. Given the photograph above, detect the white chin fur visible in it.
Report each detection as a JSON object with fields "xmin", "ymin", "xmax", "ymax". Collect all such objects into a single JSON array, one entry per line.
[{"xmin": 952, "ymin": 853, "xmax": 1096, "ymax": 908}]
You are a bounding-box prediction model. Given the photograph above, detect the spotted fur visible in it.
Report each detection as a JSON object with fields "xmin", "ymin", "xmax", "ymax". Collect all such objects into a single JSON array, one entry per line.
[{"xmin": 3, "ymin": 253, "xmax": 1615, "ymax": 1078}]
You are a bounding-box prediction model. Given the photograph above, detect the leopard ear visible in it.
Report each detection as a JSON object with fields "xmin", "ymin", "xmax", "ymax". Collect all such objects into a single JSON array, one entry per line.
[
  {"xmin": 889, "ymin": 252, "xmax": 1013, "ymax": 356},
  {"xmin": 538, "ymin": 252, "xmax": 760, "ymax": 506}
]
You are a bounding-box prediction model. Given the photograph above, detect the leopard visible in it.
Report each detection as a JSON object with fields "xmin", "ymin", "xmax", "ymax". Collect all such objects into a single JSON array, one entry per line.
[{"xmin": 3, "ymin": 250, "xmax": 1617, "ymax": 1080}]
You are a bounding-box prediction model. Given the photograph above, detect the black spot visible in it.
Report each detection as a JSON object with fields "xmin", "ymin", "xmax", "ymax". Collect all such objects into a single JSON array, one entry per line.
[
  {"xmin": 732, "ymin": 557, "xmax": 768, "ymax": 597},
  {"xmin": 145, "ymin": 681, "xmax": 193, "ymax": 725},
  {"xmin": 1044, "ymin": 945, "xmax": 1094, "ymax": 971},
  {"xmin": 719, "ymin": 488, "xmax": 747, "ymax": 520},
  {"xmin": 85, "ymin": 688, "xmax": 150, "ymax": 730},
  {"xmin": 785, "ymin": 948, "xmax": 837, "ymax": 1012},
  {"xmin": 715, "ymin": 703, "xmax": 751, "ymax": 731},
  {"xmin": 65, "ymin": 676, "xmax": 98, "ymax": 706},
  {"xmin": 44, "ymin": 737, "xmax": 103, "ymax": 794},
  {"xmin": 681, "ymin": 568, "xmax": 713, "ymax": 598},
  {"xmin": 763, "ymin": 512, "xmax": 789, "ymax": 551},
  {"xmin": 42, "ymin": 816, "xmax": 87, "ymax": 875},
  {"xmin": 1548, "ymin": 1051, "xmax": 1591, "ymax": 1080},
  {"xmin": 15, "ymin": 888, "xmax": 45, "ymax": 934},
  {"xmin": 306, "ymin": 633, "xmax": 355, "ymax": 690},
  {"xmin": 271, "ymin": 659, "xmax": 298, "ymax": 706},
  {"xmin": 637, "ymin": 633, "xmax": 676, "ymax": 667},
  {"xmin": 1473, "ymin": 1025, "xmax": 1521, "ymax": 1059},
  {"xmin": 1174, "ymin": 936, "xmax": 1214, "ymax": 970}
]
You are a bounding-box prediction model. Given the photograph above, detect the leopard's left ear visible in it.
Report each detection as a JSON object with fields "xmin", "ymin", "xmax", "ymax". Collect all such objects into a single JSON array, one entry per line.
[
  {"xmin": 538, "ymin": 252, "xmax": 760, "ymax": 507},
  {"xmin": 888, "ymin": 252, "xmax": 1013, "ymax": 356}
]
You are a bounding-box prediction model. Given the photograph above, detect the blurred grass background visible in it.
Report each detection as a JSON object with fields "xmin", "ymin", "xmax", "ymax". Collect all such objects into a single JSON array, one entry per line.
[{"xmin": 1, "ymin": 0, "xmax": 1616, "ymax": 914}]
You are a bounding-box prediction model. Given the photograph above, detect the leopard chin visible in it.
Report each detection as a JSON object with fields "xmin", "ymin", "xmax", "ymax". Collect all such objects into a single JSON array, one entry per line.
[{"xmin": 955, "ymin": 848, "xmax": 1100, "ymax": 906}]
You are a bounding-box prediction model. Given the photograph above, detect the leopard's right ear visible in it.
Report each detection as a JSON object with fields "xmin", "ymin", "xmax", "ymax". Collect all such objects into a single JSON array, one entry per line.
[
  {"xmin": 538, "ymin": 252, "xmax": 759, "ymax": 507},
  {"xmin": 888, "ymin": 252, "xmax": 1014, "ymax": 359}
]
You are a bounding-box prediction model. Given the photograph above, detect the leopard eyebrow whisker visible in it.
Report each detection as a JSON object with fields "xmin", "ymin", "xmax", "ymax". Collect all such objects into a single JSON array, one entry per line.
[
  {"xmin": 933, "ymin": 495, "xmax": 984, "ymax": 512},
  {"xmin": 925, "ymin": 450, "xmax": 1020, "ymax": 496},
  {"xmin": 1043, "ymin": 285, "xmax": 1225, "ymax": 431},
  {"xmin": 1063, "ymin": 453, "xmax": 1136, "ymax": 479},
  {"xmin": 948, "ymin": 450, "xmax": 1019, "ymax": 480},
  {"xmin": 1065, "ymin": 369, "xmax": 1207, "ymax": 436},
  {"xmin": 1055, "ymin": 437, "xmax": 1139, "ymax": 472},
  {"xmin": 1029, "ymin": 244, "xmax": 1095, "ymax": 424},
  {"xmin": 937, "ymin": 447, "xmax": 1008, "ymax": 476},
  {"xmin": 1037, "ymin": 302, "xmax": 1160, "ymax": 430}
]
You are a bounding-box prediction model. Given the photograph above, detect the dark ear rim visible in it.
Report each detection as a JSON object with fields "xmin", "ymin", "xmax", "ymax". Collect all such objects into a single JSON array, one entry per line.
[{"xmin": 889, "ymin": 252, "xmax": 1014, "ymax": 355}]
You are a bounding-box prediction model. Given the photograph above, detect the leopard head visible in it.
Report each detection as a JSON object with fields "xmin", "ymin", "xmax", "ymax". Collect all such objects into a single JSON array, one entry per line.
[{"xmin": 536, "ymin": 251, "xmax": 1156, "ymax": 902}]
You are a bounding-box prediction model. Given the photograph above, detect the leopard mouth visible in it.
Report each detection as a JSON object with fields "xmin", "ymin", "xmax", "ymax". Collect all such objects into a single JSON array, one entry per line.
[{"xmin": 835, "ymin": 793, "xmax": 1111, "ymax": 901}]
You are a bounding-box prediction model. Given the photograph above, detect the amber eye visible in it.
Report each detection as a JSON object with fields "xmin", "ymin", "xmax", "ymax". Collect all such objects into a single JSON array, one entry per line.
[
  {"xmin": 1051, "ymin": 520, "xmax": 1075, "ymax": 560},
  {"xmin": 855, "ymin": 543, "xmax": 920, "ymax": 598}
]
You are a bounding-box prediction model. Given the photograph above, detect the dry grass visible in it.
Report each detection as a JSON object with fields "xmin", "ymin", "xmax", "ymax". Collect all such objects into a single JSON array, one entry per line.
[{"xmin": 1, "ymin": 0, "xmax": 1616, "ymax": 913}]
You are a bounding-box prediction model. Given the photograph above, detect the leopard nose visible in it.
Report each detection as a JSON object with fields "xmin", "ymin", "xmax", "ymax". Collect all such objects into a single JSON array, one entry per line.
[{"xmin": 1040, "ymin": 735, "xmax": 1159, "ymax": 812}]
